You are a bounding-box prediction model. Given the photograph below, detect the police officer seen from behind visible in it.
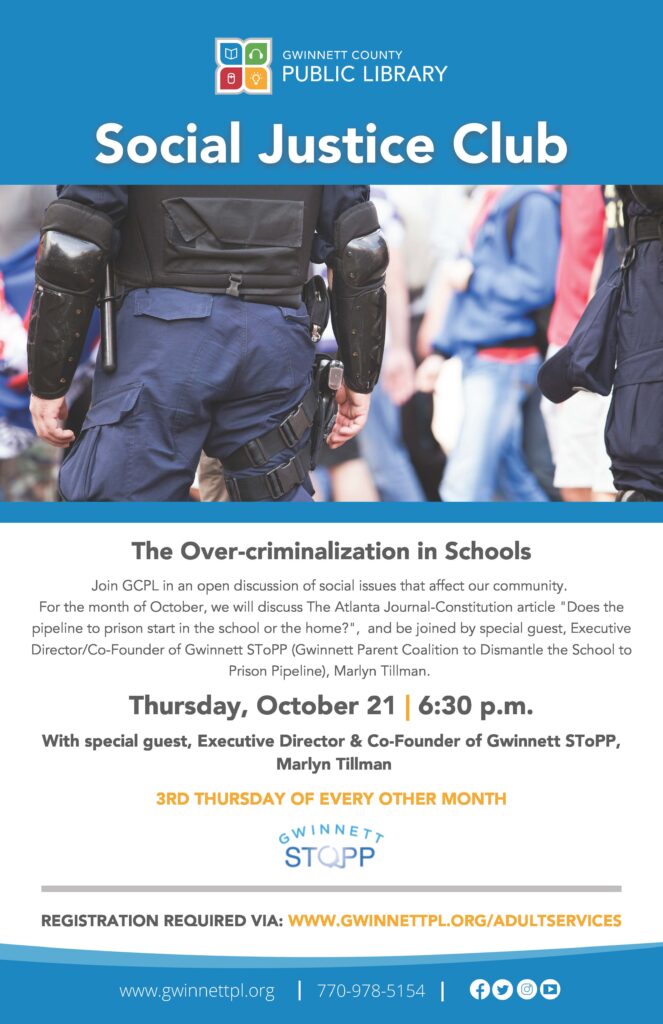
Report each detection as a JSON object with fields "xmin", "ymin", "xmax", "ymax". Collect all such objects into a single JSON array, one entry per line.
[
  {"xmin": 539, "ymin": 185, "xmax": 663, "ymax": 501},
  {"xmin": 27, "ymin": 186, "xmax": 388, "ymax": 500}
]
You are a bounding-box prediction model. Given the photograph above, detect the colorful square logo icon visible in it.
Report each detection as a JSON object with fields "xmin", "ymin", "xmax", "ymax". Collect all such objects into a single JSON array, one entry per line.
[
  {"xmin": 218, "ymin": 66, "xmax": 243, "ymax": 91},
  {"xmin": 245, "ymin": 67, "xmax": 268, "ymax": 91},
  {"xmin": 245, "ymin": 41, "xmax": 269, "ymax": 65},
  {"xmin": 220, "ymin": 43, "xmax": 242, "ymax": 64},
  {"xmin": 215, "ymin": 37, "xmax": 272, "ymax": 94}
]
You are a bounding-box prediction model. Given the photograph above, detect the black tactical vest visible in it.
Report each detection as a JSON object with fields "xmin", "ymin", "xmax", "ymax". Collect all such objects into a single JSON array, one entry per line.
[{"xmin": 114, "ymin": 186, "xmax": 323, "ymax": 307}]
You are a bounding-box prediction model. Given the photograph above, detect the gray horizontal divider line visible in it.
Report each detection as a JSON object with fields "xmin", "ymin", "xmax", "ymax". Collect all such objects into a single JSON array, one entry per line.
[{"xmin": 42, "ymin": 885, "xmax": 622, "ymax": 893}]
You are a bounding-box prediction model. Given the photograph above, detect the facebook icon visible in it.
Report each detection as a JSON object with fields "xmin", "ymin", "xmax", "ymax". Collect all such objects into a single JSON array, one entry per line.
[{"xmin": 470, "ymin": 979, "xmax": 491, "ymax": 1000}]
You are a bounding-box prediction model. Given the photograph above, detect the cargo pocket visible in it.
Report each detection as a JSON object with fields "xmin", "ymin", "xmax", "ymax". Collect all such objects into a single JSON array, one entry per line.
[
  {"xmin": 59, "ymin": 383, "xmax": 143, "ymax": 501},
  {"xmin": 127, "ymin": 290, "xmax": 215, "ymax": 443}
]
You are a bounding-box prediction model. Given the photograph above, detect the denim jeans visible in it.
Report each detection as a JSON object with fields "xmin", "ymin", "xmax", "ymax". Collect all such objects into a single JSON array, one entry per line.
[{"xmin": 440, "ymin": 350, "xmax": 549, "ymax": 502}]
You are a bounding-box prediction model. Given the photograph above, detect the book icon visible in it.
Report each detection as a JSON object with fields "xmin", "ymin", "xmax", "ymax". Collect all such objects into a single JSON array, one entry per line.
[{"xmin": 222, "ymin": 45, "xmax": 240, "ymax": 63}]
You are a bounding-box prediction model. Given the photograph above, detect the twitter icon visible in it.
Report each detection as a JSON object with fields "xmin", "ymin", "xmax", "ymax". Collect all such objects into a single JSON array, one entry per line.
[{"xmin": 492, "ymin": 979, "xmax": 514, "ymax": 1000}]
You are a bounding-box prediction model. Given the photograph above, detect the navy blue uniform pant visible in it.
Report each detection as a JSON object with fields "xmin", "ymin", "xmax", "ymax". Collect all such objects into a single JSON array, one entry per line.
[{"xmin": 59, "ymin": 289, "xmax": 316, "ymax": 501}]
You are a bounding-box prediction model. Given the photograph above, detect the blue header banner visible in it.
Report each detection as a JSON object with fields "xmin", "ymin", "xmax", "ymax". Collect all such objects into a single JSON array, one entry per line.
[{"xmin": 2, "ymin": 0, "xmax": 662, "ymax": 183}]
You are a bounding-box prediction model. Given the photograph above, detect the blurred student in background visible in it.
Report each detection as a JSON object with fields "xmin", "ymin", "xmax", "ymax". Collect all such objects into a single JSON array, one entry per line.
[
  {"xmin": 541, "ymin": 185, "xmax": 616, "ymax": 502},
  {"xmin": 389, "ymin": 186, "xmax": 471, "ymax": 499},
  {"xmin": 356, "ymin": 189, "xmax": 425, "ymax": 502},
  {"xmin": 416, "ymin": 185, "xmax": 561, "ymax": 502}
]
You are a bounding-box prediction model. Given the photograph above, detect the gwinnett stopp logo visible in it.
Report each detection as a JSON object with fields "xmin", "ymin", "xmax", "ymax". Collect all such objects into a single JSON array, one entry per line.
[{"xmin": 215, "ymin": 38, "xmax": 272, "ymax": 94}]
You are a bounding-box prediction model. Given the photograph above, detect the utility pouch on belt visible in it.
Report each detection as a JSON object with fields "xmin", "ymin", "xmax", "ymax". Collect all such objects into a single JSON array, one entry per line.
[
  {"xmin": 303, "ymin": 274, "xmax": 330, "ymax": 341},
  {"xmin": 310, "ymin": 354, "xmax": 344, "ymax": 470}
]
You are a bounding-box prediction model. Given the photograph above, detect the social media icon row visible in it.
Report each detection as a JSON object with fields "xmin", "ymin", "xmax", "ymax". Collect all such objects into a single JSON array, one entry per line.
[{"xmin": 469, "ymin": 978, "xmax": 561, "ymax": 1001}]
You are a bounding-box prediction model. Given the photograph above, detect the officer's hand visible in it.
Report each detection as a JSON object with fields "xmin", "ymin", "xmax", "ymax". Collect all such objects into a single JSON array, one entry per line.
[
  {"xmin": 382, "ymin": 347, "xmax": 416, "ymax": 406},
  {"xmin": 30, "ymin": 395, "xmax": 75, "ymax": 448},
  {"xmin": 326, "ymin": 385, "xmax": 371, "ymax": 448}
]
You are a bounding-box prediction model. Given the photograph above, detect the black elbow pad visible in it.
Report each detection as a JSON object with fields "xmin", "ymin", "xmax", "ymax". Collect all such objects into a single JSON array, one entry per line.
[
  {"xmin": 330, "ymin": 202, "xmax": 389, "ymax": 394},
  {"xmin": 28, "ymin": 200, "xmax": 113, "ymax": 399}
]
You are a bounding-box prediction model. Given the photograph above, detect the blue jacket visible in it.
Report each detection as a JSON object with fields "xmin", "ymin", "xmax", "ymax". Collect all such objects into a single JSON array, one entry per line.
[{"xmin": 434, "ymin": 186, "xmax": 561, "ymax": 356}]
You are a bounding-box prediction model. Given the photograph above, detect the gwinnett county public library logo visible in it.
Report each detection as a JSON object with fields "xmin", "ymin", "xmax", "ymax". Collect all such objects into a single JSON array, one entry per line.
[{"xmin": 215, "ymin": 38, "xmax": 272, "ymax": 94}]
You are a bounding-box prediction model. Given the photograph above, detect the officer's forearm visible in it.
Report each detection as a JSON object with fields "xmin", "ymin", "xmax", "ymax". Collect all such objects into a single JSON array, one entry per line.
[
  {"xmin": 27, "ymin": 199, "xmax": 114, "ymax": 399},
  {"xmin": 330, "ymin": 201, "xmax": 389, "ymax": 394}
]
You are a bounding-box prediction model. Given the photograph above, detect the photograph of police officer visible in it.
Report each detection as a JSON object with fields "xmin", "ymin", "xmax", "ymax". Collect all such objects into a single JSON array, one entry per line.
[
  {"xmin": 3, "ymin": 183, "xmax": 663, "ymax": 502},
  {"xmin": 25, "ymin": 185, "xmax": 387, "ymax": 501}
]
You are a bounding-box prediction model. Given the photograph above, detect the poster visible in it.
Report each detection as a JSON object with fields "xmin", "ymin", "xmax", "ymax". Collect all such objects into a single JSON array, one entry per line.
[{"xmin": 1, "ymin": 2, "xmax": 662, "ymax": 1020}]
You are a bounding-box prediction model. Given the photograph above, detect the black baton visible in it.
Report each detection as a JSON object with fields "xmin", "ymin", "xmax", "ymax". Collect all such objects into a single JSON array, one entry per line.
[{"xmin": 99, "ymin": 264, "xmax": 117, "ymax": 374}]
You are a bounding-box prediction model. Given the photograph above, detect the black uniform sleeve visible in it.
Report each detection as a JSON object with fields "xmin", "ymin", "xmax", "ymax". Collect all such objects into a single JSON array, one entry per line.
[
  {"xmin": 312, "ymin": 186, "xmax": 370, "ymax": 264},
  {"xmin": 55, "ymin": 187, "xmax": 130, "ymax": 254}
]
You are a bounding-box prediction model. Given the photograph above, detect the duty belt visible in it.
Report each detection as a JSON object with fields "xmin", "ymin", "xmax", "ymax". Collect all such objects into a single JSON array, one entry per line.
[
  {"xmin": 223, "ymin": 381, "xmax": 317, "ymax": 501},
  {"xmin": 628, "ymin": 216, "xmax": 663, "ymax": 245}
]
